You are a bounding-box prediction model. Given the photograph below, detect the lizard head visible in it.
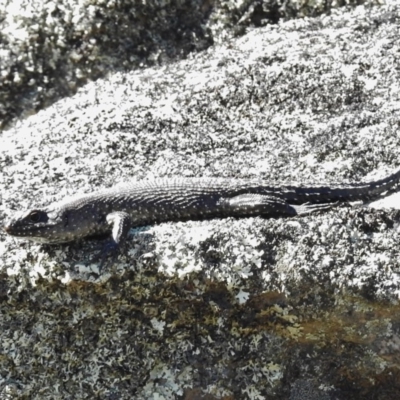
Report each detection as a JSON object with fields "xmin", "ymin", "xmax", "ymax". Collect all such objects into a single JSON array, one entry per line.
[
  {"xmin": 4, "ymin": 208, "xmax": 72, "ymax": 244},
  {"xmin": 4, "ymin": 198, "xmax": 108, "ymax": 244}
]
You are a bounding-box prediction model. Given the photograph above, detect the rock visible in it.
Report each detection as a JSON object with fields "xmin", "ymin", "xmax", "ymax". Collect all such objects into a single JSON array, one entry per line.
[{"xmin": 1, "ymin": 1, "xmax": 400, "ymax": 398}]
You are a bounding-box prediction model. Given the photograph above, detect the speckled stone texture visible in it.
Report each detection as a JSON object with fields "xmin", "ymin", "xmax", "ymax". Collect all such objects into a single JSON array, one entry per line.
[
  {"xmin": 1, "ymin": 0, "xmax": 400, "ymax": 399},
  {"xmin": 0, "ymin": 0, "xmax": 375, "ymax": 129}
]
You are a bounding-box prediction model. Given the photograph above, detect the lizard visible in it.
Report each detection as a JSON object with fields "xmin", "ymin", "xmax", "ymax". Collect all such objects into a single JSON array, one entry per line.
[{"xmin": 3, "ymin": 171, "xmax": 400, "ymax": 267}]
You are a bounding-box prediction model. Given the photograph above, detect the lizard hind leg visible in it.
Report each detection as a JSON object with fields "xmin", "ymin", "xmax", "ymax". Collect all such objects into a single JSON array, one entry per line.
[
  {"xmin": 221, "ymin": 194, "xmax": 336, "ymax": 217},
  {"xmin": 220, "ymin": 193, "xmax": 298, "ymax": 217},
  {"xmin": 290, "ymin": 202, "xmax": 338, "ymax": 216}
]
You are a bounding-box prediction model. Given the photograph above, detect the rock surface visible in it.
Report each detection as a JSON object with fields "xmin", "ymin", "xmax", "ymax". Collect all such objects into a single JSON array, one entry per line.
[
  {"xmin": 0, "ymin": 0, "xmax": 362, "ymax": 129},
  {"xmin": 1, "ymin": 1, "xmax": 400, "ymax": 399}
]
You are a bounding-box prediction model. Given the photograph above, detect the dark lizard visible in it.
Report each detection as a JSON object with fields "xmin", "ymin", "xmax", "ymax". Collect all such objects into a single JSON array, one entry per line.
[{"xmin": 3, "ymin": 172, "xmax": 400, "ymax": 267}]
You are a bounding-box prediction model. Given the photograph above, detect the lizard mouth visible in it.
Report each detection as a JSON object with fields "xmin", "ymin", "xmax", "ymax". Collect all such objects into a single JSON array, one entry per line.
[
  {"xmin": 3, "ymin": 223, "xmax": 22, "ymax": 236},
  {"xmin": 3, "ymin": 221, "xmax": 49, "ymax": 241}
]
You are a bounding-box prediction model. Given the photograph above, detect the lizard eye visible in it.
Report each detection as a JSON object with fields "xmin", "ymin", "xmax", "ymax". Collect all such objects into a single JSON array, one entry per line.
[{"xmin": 27, "ymin": 211, "xmax": 44, "ymax": 223}]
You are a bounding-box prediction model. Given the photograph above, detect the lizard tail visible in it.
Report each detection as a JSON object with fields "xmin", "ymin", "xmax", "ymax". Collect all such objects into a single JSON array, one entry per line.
[{"xmin": 285, "ymin": 166, "xmax": 400, "ymax": 204}]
